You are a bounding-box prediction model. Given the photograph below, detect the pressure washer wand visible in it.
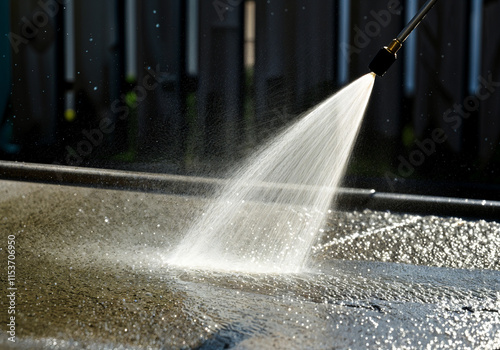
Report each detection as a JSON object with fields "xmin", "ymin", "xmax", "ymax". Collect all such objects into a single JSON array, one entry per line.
[{"xmin": 369, "ymin": 0, "xmax": 440, "ymax": 76}]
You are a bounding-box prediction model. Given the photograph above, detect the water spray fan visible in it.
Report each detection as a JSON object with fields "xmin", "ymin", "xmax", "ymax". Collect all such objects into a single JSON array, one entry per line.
[{"xmin": 369, "ymin": 0, "xmax": 440, "ymax": 76}]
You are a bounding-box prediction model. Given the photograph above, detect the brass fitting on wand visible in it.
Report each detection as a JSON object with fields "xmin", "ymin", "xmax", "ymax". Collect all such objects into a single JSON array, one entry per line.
[{"xmin": 386, "ymin": 39, "xmax": 402, "ymax": 55}]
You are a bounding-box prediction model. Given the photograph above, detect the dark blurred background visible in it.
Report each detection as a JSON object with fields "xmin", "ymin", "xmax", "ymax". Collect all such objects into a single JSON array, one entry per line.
[{"xmin": 1, "ymin": 0, "xmax": 500, "ymax": 200}]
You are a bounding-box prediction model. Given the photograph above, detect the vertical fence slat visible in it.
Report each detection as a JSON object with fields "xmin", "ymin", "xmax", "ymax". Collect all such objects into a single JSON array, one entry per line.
[
  {"xmin": 254, "ymin": 0, "xmax": 287, "ymax": 141},
  {"xmin": 413, "ymin": 1, "xmax": 468, "ymax": 154},
  {"xmin": 136, "ymin": 0, "xmax": 186, "ymax": 166},
  {"xmin": 292, "ymin": 0, "xmax": 336, "ymax": 111},
  {"xmin": 197, "ymin": 0, "xmax": 244, "ymax": 160},
  {"xmin": 73, "ymin": 0, "xmax": 124, "ymax": 157},
  {"xmin": 1, "ymin": 1, "xmax": 11, "ymax": 123},
  {"xmin": 10, "ymin": 0, "xmax": 61, "ymax": 156},
  {"xmin": 0, "ymin": 1, "xmax": 18, "ymax": 155},
  {"xmin": 479, "ymin": 0, "xmax": 500, "ymax": 165},
  {"xmin": 254, "ymin": 0, "xmax": 335, "ymax": 142}
]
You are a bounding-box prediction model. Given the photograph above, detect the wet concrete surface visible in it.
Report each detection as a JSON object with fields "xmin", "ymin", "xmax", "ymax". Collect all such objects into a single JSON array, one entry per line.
[{"xmin": 0, "ymin": 180, "xmax": 499, "ymax": 349}]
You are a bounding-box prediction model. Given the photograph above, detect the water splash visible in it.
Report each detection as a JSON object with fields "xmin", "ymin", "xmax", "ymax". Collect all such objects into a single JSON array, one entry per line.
[{"xmin": 168, "ymin": 73, "xmax": 376, "ymax": 273}]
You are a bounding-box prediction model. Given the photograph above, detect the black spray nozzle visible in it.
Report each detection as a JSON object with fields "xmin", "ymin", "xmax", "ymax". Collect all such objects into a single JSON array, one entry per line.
[
  {"xmin": 369, "ymin": 39, "xmax": 401, "ymax": 77},
  {"xmin": 369, "ymin": 0, "xmax": 439, "ymax": 77}
]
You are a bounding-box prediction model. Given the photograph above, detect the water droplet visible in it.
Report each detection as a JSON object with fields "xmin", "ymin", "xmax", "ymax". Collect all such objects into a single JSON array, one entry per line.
[
  {"xmin": 156, "ymin": 23, "xmax": 160, "ymax": 28},
  {"xmin": 153, "ymin": 10, "xmax": 157, "ymax": 14},
  {"xmin": 94, "ymin": 86, "xmax": 98, "ymax": 91},
  {"xmin": 89, "ymin": 37, "xmax": 93, "ymax": 42}
]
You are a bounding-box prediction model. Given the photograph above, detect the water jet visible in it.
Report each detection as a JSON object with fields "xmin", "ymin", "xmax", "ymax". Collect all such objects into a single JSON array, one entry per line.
[{"xmin": 168, "ymin": 74, "xmax": 376, "ymax": 273}]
